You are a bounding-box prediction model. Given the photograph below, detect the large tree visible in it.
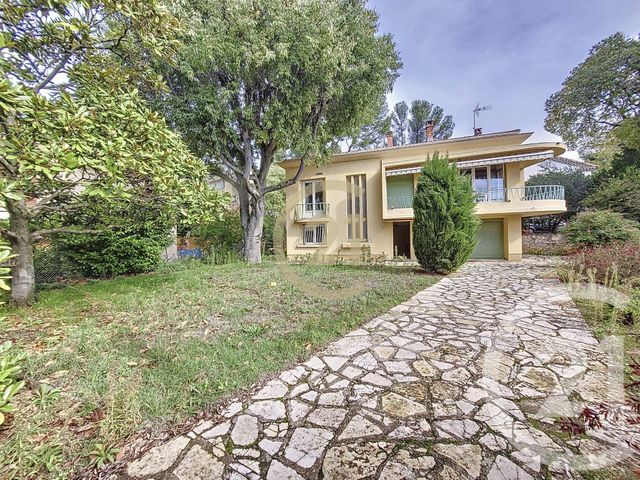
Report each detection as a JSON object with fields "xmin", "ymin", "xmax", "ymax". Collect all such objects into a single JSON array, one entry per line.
[
  {"xmin": 157, "ymin": 0, "xmax": 401, "ymax": 264},
  {"xmin": 545, "ymin": 33, "xmax": 640, "ymax": 155},
  {"xmin": 407, "ymin": 99, "xmax": 454, "ymax": 143},
  {"xmin": 0, "ymin": 1, "xmax": 221, "ymax": 304}
]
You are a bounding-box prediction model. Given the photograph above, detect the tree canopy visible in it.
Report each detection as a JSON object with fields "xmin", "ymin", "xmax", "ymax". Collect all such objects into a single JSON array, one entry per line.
[
  {"xmin": 0, "ymin": 0, "xmax": 222, "ymax": 303},
  {"xmin": 545, "ymin": 33, "xmax": 640, "ymax": 154},
  {"xmin": 157, "ymin": 0, "xmax": 401, "ymax": 263}
]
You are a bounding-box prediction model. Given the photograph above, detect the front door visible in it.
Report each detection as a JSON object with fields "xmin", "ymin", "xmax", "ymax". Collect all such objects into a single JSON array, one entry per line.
[{"xmin": 393, "ymin": 222, "xmax": 411, "ymax": 259}]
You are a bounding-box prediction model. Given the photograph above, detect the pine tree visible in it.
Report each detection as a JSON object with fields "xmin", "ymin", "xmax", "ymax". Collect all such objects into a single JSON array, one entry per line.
[
  {"xmin": 391, "ymin": 101, "xmax": 409, "ymax": 145},
  {"xmin": 412, "ymin": 154, "xmax": 479, "ymax": 273},
  {"xmin": 407, "ymin": 100, "xmax": 454, "ymax": 143}
]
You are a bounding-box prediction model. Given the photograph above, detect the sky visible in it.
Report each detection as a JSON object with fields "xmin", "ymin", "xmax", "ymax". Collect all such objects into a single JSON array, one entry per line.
[{"xmin": 369, "ymin": 0, "xmax": 640, "ymax": 159}]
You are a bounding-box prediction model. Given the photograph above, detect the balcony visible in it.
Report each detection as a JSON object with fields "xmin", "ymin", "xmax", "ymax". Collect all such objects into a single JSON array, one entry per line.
[
  {"xmin": 383, "ymin": 185, "xmax": 566, "ymax": 220},
  {"xmin": 387, "ymin": 195, "xmax": 414, "ymax": 209},
  {"xmin": 474, "ymin": 185, "xmax": 566, "ymax": 217},
  {"xmin": 474, "ymin": 185, "xmax": 565, "ymax": 203},
  {"xmin": 294, "ymin": 202, "xmax": 330, "ymax": 222}
]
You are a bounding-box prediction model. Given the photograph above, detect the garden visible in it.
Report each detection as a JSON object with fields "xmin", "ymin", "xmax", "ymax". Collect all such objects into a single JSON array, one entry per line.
[{"xmin": 0, "ymin": 260, "xmax": 435, "ymax": 477}]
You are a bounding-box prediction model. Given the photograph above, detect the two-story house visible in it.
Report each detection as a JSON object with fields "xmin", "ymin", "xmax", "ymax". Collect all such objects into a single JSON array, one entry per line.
[{"xmin": 280, "ymin": 127, "xmax": 567, "ymax": 261}]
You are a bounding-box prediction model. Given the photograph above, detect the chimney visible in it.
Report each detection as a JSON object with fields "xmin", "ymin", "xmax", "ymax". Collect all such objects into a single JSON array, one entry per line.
[
  {"xmin": 474, "ymin": 127, "xmax": 483, "ymax": 136},
  {"xmin": 385, "ymin": 131, "xmax": 394, "ymax": 147},
  {"xmin": 425, "ymin": 120, "xmax": 434, "ymax": 142}
]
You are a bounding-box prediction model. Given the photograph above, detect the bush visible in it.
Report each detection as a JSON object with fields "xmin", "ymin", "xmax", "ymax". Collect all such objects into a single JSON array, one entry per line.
[
  {"xmin": 190, "ymin": 209, "xmax": 243, "ymax": 255},
  {"xmin": 412, "ymin": 153, "xmax": 479, "ymax": 273},
  {"xmin": 563, "ymin": 210, "xmax": 640, "ymax": 246},
  {"xmin": 565, "ymin": 241, "xmax": 640, "ymax": 286},
  {"xmin": 55, "ymin": 229, "xmax": 170, "ymax": 277}
]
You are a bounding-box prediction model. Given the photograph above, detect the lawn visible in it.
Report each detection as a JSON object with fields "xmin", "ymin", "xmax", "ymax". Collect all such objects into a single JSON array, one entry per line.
[{"xmin": 0, "ymin": 260, "xmax": 436, "ymax": 479}]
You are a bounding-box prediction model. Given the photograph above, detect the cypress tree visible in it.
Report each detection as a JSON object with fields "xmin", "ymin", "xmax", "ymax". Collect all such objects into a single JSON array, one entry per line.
[{"xmin": 412, "ymin": 153, "xmax": 479, "ymax": 273}]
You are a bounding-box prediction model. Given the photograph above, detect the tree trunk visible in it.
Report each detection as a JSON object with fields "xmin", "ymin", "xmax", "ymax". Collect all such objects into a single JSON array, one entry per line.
[
  {"xmin": 238, "ymin": 184, "xmax": 266, "ymax": 264},
  {"xmin": 6, "ymin": 201, "xmax": 36, "ymax": 305},
  {"xmin": 242, "ymin": 196, "xmax": 265, "ymax": 264}
]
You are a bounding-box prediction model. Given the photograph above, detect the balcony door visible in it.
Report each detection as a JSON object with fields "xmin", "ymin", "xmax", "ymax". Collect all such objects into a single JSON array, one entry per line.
[
  {"xmin": 461, "ymin": 165, "xmax": 505, "ymax": 202},
  {"xmin": 302, "ymin": 179, "xmax": 325, "ymax": 218}
]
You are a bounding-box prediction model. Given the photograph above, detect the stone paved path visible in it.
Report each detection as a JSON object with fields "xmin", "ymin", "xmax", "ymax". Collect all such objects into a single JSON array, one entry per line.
[{"xmin": 117, "ymin": 259, "xmax": 636, "ymax": 480}]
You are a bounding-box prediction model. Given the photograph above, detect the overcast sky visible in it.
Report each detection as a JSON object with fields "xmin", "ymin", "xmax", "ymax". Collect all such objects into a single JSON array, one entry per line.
[{"xmin": 370, "ymin": 0, "xmax": 640, "ymax": 159}]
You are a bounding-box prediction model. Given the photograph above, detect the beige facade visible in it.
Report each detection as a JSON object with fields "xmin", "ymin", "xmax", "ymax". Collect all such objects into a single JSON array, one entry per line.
[{"xmin": 280, "ymin": 130, "xmax": 567, "ymax": 262}]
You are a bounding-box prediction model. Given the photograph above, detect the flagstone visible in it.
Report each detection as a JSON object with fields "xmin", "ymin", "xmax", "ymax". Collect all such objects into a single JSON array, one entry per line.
[{"xmin": 119, "ymin": 260, "xmax": 622, "ymax": 480}]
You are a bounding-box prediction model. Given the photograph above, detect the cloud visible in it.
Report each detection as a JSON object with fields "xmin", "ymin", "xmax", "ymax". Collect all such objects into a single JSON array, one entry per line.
[{"xmin": 371, "ymin": 0, "xmax": 640, "ymax": 156}]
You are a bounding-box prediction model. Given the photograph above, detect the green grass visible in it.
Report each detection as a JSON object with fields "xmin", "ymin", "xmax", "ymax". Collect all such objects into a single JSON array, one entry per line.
[{"xmin": 0, "ymin": 260, "xmax": 436, "ymax": 479}]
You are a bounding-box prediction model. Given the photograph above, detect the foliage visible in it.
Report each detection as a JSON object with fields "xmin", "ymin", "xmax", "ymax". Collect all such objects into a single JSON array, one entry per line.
[
  {"xmin": 191, "ymin": 209, "xmax": 244, "ymax": 257},
  {"xmin": 0, "ymin": 240, "xmax": 13, "ymax": 292},
  {"xmin": 412, "ymin": 154, "xmax": 478, "ymax": 273},
  {"xmin": 525, "ymin": 164, "xmax": 591, "ymax": 232},
  {"xmin": 89, "ymin": 444, "xmax": 119, "ymax": 469},
  {"xmin": 391, "ymin": 101, "xmax": 410, "ymax": 145},
  {"xmin": 345, "ymin": 100, "xmax": 392, "ymax": 152},
  {"xmin": 585, "ymin": 169, "xmax": 640, "ymax": 223},
  {"xmin": 50, "ymin": 196, "xmax": 174, "ymax": 278},
  {"xmin": 407, "ymin": 99, "xmax": 454, "ymax": 143},
  {"xmin": 0, "ymin": 341, "xmax": 26, "ymax": 426},
  {"xmin": 545, "ymin": 33, "xmax": 640, "ymax": 154},
  {"xmin": 563, "ymin": 210, "xmax": 640, "ymax": 246},
  {"xmin": 563, "ymin": 241, "xmax": 640, "ymax": 289},
  {"xmin": 0, "ymin": 1, "xmax": 224, "ymax": 303},
  {"xmin": 156, "ymin": 0, "xmax": 401, "ymax": 263},
  {"xmin": 585, "ymin": 147, "xmax": 640, "ymax": 222},
  {"xmin": 263, "ymin": 167, "xmax": 287, "ymax": 254},
  {"xmin": 0, "ymin": 262, "xmax": 435, "ymax": 477}
]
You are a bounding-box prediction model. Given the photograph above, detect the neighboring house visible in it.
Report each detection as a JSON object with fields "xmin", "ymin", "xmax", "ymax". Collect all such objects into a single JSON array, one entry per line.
[
  {"xmin": 279, "ymin": 127, "xmax": 567, "ymax": 261},
  {"xmin": 209, "ymin": 175, "xmax": 239, "ymax": 206}
]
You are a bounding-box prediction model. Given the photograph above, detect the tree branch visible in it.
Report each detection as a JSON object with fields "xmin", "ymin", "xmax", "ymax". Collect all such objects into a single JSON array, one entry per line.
[
  {"xmin": 33, "ymin": 53, "xmax": 72, "ymax": 93},
  {"xmin": 262, "ymin": 158, "xmax": 304, "ymax": 195},
  {"xmin": 0, "ymin": 227, "xmax": 20, "ymax": 241}
]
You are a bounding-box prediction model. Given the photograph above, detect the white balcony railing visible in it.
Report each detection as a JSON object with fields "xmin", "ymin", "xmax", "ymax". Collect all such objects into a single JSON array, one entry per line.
[
  {"xmin": 386, "ymin": 185, "xmax": 564, "ymax": 210},
  {"xmin": 474, "ymin": 185, "xmax": 565, "ymax": 203},
  {"xmin": 295, "ymin": 202, "xmax": 330, "ymax": 220},
  {"xmin": 387, "ymin": 195, "xmax": 414, "ymax": 209}
]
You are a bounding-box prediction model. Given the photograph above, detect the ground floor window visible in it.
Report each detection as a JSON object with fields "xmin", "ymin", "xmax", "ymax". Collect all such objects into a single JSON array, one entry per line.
[{"xmin": 302, "ymin": 224, "xmax": 326, "ymax": 245}]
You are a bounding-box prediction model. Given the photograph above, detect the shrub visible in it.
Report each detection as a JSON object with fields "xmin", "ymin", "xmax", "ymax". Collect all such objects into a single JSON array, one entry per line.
[
  {"xmin": 0, "ymin": 341, "xmax": 26, "ymax": 426},
  {"xmin": 55, "ymin": 229, "xmax": 170, "ymax": 278},
  {"xmin": 412, "ymin": 154, "xmax": 479, "ymax": 273},
  {"xmin": 563, "ymin": 210, "xmax": 640, "ymax": 246},
  {"xmin": 190, "ymin": 208, "xmax": 243, "ymax": 255},
  {"xmin": 564, "ymin": 241, "xmax": 640, "ymax": 287}
]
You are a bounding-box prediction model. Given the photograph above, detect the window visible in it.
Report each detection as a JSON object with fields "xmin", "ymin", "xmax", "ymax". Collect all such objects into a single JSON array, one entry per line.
[
  {"xmin": 346, "ymin": 174, "xmax": 367, "ymax": 240},
  {"xmin": 302, "ymin": 224, "xmax": 326, "ymax": 245},
  {"xmin": 461, "ymin": 165, "xmax": 505, "ymax": 202},
  {"xmin": 301, "ymin": 179, "xmax": 326, "ymax": 218}
]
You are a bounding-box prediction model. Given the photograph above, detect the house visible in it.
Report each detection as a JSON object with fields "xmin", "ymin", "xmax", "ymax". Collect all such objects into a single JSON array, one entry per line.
[{"xmin": 279, "ymin": 126, "xmax": 567, "ymax": 261}]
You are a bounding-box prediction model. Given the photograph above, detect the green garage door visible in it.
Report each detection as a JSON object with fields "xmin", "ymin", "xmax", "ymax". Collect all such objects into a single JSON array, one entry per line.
[{"xmin": 471, "ymin": 220, "xmax": 504, "ymax": 259}]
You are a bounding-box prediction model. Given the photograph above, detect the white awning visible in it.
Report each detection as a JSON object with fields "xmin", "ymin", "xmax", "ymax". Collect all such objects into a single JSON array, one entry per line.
[{"xmin": 385, "ymin": 150, "xmax": 556, "ymax": 177}]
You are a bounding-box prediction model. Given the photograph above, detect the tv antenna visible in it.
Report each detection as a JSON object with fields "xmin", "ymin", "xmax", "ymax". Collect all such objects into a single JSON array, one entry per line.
[{"xmin": 473, "ymin": 103, "xmax": 492, "ymax": 130}]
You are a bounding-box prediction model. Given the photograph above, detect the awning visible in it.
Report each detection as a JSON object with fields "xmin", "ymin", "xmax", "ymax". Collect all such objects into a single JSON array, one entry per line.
[{"xmin": 385, "ymin": 150, "xmax": 556, "ymax": 177}]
